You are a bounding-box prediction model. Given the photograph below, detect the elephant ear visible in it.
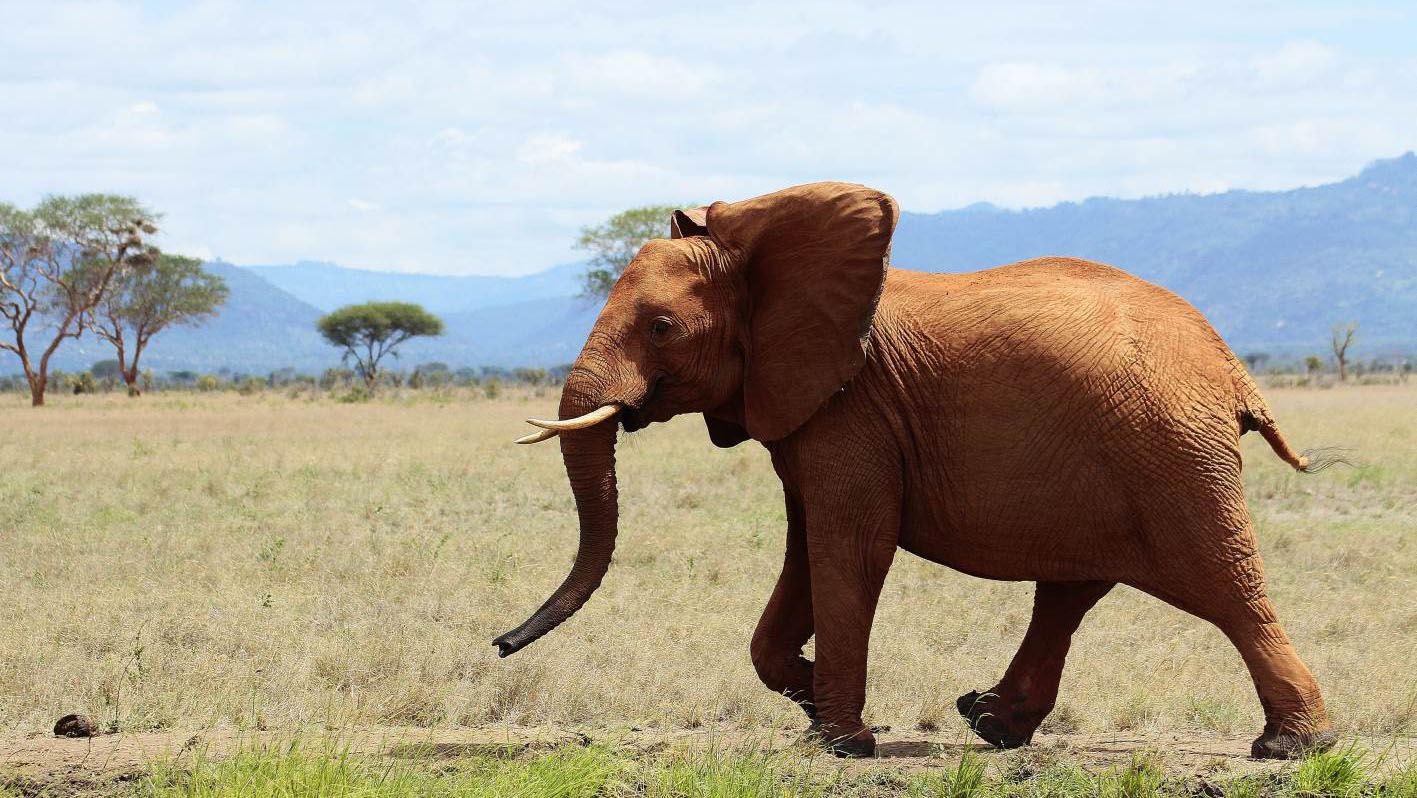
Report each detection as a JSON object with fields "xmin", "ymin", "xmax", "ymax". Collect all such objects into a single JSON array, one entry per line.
[
  {"xmin": 669, "ymin": 207, "xmax": 709, "ymax": 239},
  {"xmin": 706, "ymin": 182, "xmax": 898, "ymax": 441},
  {"xmin": 703, "ymin": 413, "xmax": 751, "ymax": 448}
]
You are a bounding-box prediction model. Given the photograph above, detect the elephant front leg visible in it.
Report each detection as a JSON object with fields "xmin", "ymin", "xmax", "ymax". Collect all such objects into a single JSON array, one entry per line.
[
  {"xmin": 959, "ymin": 580, "xmax": 1114, "ymax": 748},
  {"xmin": 806, "ymin": 501, "xmax": 900, "ymax": 758},
  {"xmin": 750, "ymin": 493, "xmax": 817, "ymax": 723}
]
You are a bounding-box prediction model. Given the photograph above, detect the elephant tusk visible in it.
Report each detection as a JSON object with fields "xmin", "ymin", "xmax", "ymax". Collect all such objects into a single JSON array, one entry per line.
[
  {"xmin": 514, "ymin": 428, "xmax": 559, "ymax": 445},
  {"xmin": 525, "ymin": 404, "xmax": 621, "ymax": 431}
]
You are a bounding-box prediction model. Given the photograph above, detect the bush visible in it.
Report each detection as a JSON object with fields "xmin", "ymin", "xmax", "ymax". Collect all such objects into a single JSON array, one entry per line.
[
  {"xmin": 339, "ymin": 384, "xmax": 373, "ymax": 403},
  {"xmin": 320, "ymin": 368, "xmax": 354, "ymax": 390},
  {"xmin": 195, "ymin": 375, "xmax": 220, "ymax": 392},
  {"xmin": 513, "ymin": 367, "xmax": 548, "ymax": 385},
  {"xmin": 68, "ymin": 371, "xmax": 97, "ymax": 395}
]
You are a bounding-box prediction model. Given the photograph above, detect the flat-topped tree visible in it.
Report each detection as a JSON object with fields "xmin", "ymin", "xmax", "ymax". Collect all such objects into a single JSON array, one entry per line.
[
  {"xmin": 317, "ymin": 301, "xmax": 443, "ymax": 389},
  {"xmin": 91, "ymin": 254, "xmax": 229, "ymax": 396},
  {"xmin": 0, "ymin": 194, "xmax": 158, "ymax": 406}
]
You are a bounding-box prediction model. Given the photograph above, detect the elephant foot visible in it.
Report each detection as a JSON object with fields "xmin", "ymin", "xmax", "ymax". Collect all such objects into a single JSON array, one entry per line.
[
  {"xmin": 1250, "ymin": 725, "xmax": 1337, "ymax": 760},
  {"xmin": 807, "ymin": 719, "xmax": 890, "ymax": 735},
  {"xmin": 805, "ymin": 721, "xmax": 876, "ymax": 758},
  {"xmin": 956, "ymin": 689, "xmax": 1037, "ymax": 749}
]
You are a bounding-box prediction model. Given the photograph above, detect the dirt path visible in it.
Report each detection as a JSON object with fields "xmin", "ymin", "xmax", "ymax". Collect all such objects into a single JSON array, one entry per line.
[{"xmin": 3, "ymin": 726, "xmax": 1414, "ymax": 794}]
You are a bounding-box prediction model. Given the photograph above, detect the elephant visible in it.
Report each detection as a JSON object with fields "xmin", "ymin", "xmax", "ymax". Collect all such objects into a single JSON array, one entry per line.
[{"xmin": 494, "ymin": 181, "xmax": 1337, "ymax": 760}]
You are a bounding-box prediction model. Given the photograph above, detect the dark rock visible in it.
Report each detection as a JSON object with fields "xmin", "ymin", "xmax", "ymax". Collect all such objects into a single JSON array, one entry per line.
[{"xmin": 53, "ymin": 714, "xmax": 97, "ymax": 738}]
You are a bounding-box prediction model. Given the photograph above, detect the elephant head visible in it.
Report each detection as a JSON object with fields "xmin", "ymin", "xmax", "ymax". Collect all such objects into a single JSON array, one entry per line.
[{"xmin": 492, "ymin": 182, "xmax": 898, "ymax": 656}]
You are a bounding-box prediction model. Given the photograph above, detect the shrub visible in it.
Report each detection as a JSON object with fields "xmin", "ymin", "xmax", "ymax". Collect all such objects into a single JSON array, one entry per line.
[
  {"xmin": 320, "ymin": 368, "xmax": 354, "ymax": 390},
  {"xmin": 69, "ymin": 371, "xmax": 97, "ymax": 395}
]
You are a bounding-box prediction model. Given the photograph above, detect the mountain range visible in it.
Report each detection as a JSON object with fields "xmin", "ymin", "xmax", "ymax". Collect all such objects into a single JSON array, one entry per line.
[{"xmin": 24, "ymin": 152, "xmax": 1417, "ymax": 375}]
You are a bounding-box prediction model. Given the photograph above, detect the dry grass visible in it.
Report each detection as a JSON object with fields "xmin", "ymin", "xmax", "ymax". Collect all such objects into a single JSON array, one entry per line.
[{"xmin": 1, "ymin": 385, "xmax": 1414, "ymax": 740}]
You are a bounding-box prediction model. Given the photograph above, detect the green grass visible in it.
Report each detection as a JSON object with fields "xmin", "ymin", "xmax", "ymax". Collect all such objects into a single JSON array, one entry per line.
[
  {"xmin": 136, "ymin": 743, "xmax": 631, "ymax": 798},
  {"xmin": 76, "ymin": 742, "xmax": 1413, "ymax": 798},
  {"xmin": 1291, "ymin": 748, "xmax": 1366, "ymax": 798}
]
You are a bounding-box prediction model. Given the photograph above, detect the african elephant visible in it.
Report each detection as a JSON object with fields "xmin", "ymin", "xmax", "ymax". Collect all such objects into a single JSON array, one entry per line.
[{"xmin": 494, "ymin": 182, "xmax": 1336, "ymax": 760}]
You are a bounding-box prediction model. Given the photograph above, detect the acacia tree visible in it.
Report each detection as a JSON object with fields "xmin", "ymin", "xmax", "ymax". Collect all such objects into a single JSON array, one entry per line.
[
  {"xmin": 1331, "ymin": 322, "xmax": 1358, "ymax": 381},
  {"xmin": 0, "ymin": 195, "xmax": 158, "ymax": 406},
  {"xmin": 317, "ymin": 301, "xmax": 443, "ymax": 389},
  {"xmin": 90, "ymin": 254, "xmax": 229, "ymax": 396},
  {"xmin": 575, "ymin": 204, "xmax": 683, "ymax": 299}
]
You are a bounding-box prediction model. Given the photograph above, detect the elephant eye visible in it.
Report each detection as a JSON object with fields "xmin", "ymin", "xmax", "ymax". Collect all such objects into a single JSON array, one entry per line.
[{"xmin": 650, "ymin": 317, "xmax": 673, "ymax": 341}]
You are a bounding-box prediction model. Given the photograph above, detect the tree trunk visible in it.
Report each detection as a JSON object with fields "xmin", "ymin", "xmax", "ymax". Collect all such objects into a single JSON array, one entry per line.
[
  {"xmin": 11, "ymin": 345, "xmax": 43, "ymax": 406},
  {"xmin": 124, "ymin": 344, "xmax": 142, "ymax": 397}
]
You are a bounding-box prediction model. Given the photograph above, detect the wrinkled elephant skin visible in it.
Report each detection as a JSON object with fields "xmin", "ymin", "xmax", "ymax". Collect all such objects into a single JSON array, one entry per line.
[{"xmin": 494, "ymin": 182, "xmax": 1337, "ymax": 761}]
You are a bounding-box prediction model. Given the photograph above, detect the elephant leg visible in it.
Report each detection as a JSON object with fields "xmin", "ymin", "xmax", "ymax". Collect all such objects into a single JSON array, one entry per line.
[
  {"xmin": 1144, "ymin": 526, "xmax": 1333, "ymax": 760},
  {"xmin": 958, "ymin": 580, "xmax": 1114, "ymax": 748},
  {"xmin": 805, "ymin": 498, "xmax": 899, "ymax": 758},
  {"xmin": 750, "ymin": 493, "xmax": 817, "ymax": 722},
  {"xmin": 1222, "ymin": 604, "xmax": 1334, "ymax": 759}
]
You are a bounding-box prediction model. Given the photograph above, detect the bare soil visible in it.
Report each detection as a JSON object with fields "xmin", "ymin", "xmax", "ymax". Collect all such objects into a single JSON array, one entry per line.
[{"xmin": 4, "ymin": 726, "xmax": 1415, "ymax": 795}]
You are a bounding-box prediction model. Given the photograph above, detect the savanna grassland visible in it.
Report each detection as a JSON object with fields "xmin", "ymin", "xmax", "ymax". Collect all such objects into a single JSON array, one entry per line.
[{"xmin": 1, "ymin": 384, "xmax": 1414, "ymax": 795}]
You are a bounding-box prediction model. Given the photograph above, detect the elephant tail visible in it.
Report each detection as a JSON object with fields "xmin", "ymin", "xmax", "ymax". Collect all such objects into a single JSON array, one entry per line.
[
  {"xmin": 1234, "ymin": 356, "xmax": 1352, "ymax": 474},
  {"xmin": 1239, "ymin": 408, "xmax": 1351, "ymax": 474},
  {"xmin": 1246, "ymin": 413, "xmax": 1308, "ymax": 470}
]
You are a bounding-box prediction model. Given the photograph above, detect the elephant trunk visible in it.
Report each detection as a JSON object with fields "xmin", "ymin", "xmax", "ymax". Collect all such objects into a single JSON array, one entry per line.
[{"xmin": 493, "ymin": 373, "xmax": 619, "ymax": 657}]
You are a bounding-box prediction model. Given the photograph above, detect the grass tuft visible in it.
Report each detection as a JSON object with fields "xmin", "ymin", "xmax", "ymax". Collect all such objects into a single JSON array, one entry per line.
[
  {"xmin": 905, "ymin": 745, "xmax": 989, "ymax": 798},
  {"xmin": 1291, "ymin": 748, "xmax": 1366, "ymax": 798}
]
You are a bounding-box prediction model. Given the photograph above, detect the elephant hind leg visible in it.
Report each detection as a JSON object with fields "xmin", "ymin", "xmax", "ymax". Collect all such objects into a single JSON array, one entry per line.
[
  {"xmin": 1142, "ymin": 539, "xmax": 1333, "ymax": 760},
  {"xmin": 1225, "ymin": 612, "xmax": 1336, "ymax": 759},
  {"xmin": 750, "ymin": 493, "xmax": 817, "ymax": 722},
  {"xmin": 959, "ymin": 580, "xmax": 1114, "ymax": 749}
]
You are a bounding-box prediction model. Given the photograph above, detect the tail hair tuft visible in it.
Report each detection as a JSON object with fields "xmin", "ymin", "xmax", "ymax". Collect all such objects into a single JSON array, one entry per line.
[{"xmin": 1298, "ymin": 447, "xmax": 1357, "ymax": 474}]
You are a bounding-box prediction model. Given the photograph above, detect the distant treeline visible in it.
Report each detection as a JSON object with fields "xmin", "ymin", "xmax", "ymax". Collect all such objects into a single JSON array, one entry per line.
[
  {"xmin": 1238, "ymin": 351, "xmax": 1413, "ymax": 378},
  {"xmin": 4, "ymin": 351, "xmax": 1413, "ymax": 399},
  {"xmin": 0, "ymin": 360, "xmax": 574, "ymax": 397}
]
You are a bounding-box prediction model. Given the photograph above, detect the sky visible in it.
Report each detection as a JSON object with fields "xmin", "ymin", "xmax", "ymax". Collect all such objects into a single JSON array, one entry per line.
[{"xmin": 3, "ymin": 1, "xmax": 1416, "ymax": 276}]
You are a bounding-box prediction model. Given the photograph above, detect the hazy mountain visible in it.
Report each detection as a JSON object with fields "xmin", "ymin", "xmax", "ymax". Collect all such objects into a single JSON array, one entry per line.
[
  {"xmin": 892, "ymin": 151, "xmax": 1417, "ymax": 354},
  {"xmin": 45, "ymin": 261, "xmax": 328, "ymax": 374},
  {"xmin": 243, "ymin": 260, "xmax": 584, "ymax": 314},
  {"xmin": 39, "ymin": 262, "xmax": 600, "ymax": 374},
  {"xmin": 15, "ymin": 153, "xmax": 1417, "ymax": 377}
]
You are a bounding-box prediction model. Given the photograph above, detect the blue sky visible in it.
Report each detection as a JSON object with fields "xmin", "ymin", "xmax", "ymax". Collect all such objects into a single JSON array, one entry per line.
[{"xmin": 3, "ymin": 1, "xmax": 1415, "ymax": 275}]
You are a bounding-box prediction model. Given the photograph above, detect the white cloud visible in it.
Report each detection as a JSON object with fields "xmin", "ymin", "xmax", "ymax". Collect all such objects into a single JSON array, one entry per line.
[
  {"xmin": 562, "ymin": 50, "xmax": 722, "ymax": 97},
  {"xmin": 970, "ymin": 63, "xmax": 1106, "ymax": 111},
  {"xmin": 0, "ymin": 1, "xmax": 1414, "ymax": 275},
  {"xmin": 1251, "ymin": 40, "xmax": 1338, "ymax": 85},
  {"xmin": 516, "ymin": 134, "xmax": 583, "ymax": 164}
]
